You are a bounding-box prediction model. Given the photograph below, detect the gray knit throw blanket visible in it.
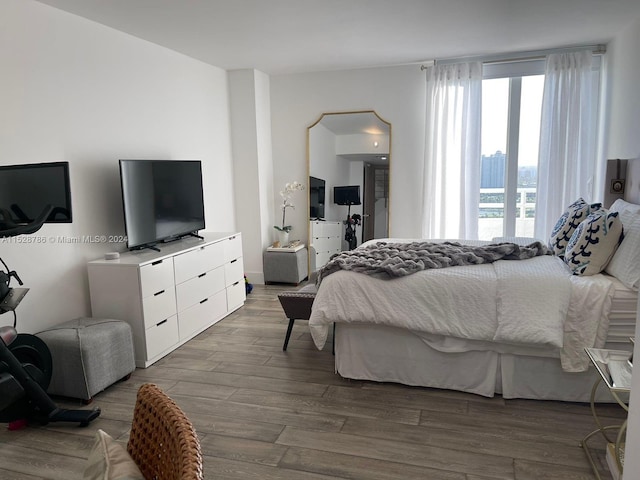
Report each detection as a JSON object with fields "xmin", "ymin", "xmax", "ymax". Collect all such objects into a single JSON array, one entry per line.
[{"xmin": 316, "ymin": 241, "xmax": 551, "ymax": 285}]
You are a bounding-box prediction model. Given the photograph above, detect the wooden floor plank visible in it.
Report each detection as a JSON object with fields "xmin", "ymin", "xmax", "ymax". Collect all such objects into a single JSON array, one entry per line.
[
  {"xmin": 275, "ymin": 426, "xmax": 516, "ymax": 479},
  {"xmin": 341, "ymin": 416, "xmax": 591, "ymax": 469},
  {"xmin": 229, "ymin": 388, "xmax": 422, "ymax": 425},
  {"xmin": 202, "ymin": 455, "xmax": 340, "ymax": 479},
  {"xmin": 278, "ymin": 446, "xmax": 467, "ymax": 480},
  {"xmin": 199, "ymin": 434, "xmax": 289, "ymax": 467}
]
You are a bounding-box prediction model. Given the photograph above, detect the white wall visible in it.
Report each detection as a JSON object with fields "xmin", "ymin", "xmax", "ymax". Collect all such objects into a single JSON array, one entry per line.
[
  {"xmin": 607, "ymin": 16, "xmax": 640, "ymax": 480},
  {"xmin": 228, "ymin": 69, "xmax": 274, "ymax": 284},
  {"xmin": 0, "ymin": 0, "xmax": 235, "ymax": 332},
  {"xmin": 271, "ymin": 65, "xmax": 426, "ymax": 244}
]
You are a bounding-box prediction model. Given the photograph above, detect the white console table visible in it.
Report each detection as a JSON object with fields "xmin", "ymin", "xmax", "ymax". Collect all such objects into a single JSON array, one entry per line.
[{"xmin": 87, "ymin": 232, "xmax": 245, "ymax": 368}]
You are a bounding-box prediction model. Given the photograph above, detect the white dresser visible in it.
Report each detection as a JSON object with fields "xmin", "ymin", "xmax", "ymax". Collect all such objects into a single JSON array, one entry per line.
[
  {"xmin": 87, "ymin": 232, "xmax": 245, "ymax": 368},
  {"xmin": 309, "ymin": 220, "xmax": 342, "ymax": 271}
]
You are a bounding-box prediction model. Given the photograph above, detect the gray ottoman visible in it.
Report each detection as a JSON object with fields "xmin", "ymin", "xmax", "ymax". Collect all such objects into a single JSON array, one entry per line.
[
  {"xmin": 263, "ymin": 247, "xmax": 309, "ymax": 284},
  {"xmin": 37, "ymin": 318, "xmax": 136, "ymax": 401}
]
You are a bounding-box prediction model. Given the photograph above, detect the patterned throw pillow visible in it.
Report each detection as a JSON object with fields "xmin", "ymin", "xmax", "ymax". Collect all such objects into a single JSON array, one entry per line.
[
  {"xmin": 548, "ymin": 198, "xmax": 601, "ymax": 257},
  {"xmin": 563, "ymin": 210, "xmax": 623, "ymax": 276}
]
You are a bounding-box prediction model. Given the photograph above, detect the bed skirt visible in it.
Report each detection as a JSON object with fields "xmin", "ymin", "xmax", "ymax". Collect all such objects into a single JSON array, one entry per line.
[{"xmin": 335, "ymin": 323, "xmax": 630, "ymax": 402}]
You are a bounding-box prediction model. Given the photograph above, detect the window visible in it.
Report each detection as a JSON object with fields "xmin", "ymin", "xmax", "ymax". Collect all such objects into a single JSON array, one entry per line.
[
  {"xmin": 478, "ymin": 56, "xmax": 601, "ymax": 241},
  {"xmin": 479, "ymin": 63, "xmax": 544, "ymax": 240}
]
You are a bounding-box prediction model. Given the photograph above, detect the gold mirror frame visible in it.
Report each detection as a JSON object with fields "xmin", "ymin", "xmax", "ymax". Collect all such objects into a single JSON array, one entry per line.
[{"xmin": 307, "ymin": 110, "xmax": 391, "ymax": 273}]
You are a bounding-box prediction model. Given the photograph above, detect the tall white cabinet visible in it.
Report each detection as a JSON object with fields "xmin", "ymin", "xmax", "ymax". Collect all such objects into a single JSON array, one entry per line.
[
  {"xmin": 88, "ymin": 232, "xmax": 245, "ymax": 368},
  {"xmin": 309, "ymin": 220, "xmax": 342, "ymax": 271}
]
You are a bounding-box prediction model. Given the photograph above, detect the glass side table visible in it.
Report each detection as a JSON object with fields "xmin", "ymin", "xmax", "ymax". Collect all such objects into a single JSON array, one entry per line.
[{"xmin": 581, "ymin": 348, "xmax": 632, "ymax": 480}]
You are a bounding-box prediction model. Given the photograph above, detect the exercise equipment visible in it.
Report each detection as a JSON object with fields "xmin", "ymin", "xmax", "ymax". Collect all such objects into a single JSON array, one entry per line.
[{"xmin": 0, "ymin": 205, "xmax": 100, "ymax": 427}]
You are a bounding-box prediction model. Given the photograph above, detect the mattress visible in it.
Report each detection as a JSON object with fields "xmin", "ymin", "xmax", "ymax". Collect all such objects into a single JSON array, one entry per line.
[
  {"xmin": 330, "ymin": 203, "xmax": 640, "ymax": 400},
  {"xmin": 310, "ymin": 250, "xmax": 618, "ymax": 372}
]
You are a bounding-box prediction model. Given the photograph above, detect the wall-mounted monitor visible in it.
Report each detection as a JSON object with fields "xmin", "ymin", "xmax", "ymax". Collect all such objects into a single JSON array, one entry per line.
[
  {"xmin": 119, "ymin": 159, "xmax": 205, "ymax": 250},
  {"xmin": 309, "ymin": 176, "xmax": 326, "ymax": 220},
  {"xmin": 0, "ymin": 161, "xmax": 72, "ymax": 225},
  {"xmin": 334, "ymin": 185, "xmax": 361, "ymax": 206}
]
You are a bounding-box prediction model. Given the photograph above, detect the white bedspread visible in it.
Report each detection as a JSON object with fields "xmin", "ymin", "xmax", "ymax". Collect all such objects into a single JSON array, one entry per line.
[{"xmin": 309, "ymin": 254, "xmax": 615, "ymax": 372}]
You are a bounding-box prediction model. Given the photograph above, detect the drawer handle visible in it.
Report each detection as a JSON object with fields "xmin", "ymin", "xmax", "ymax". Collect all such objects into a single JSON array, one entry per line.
[
  {"xmin": 198, "ymin": 272, "xmax": 207, "ymax": 278},
  {"xmin": 151, "ymin": 260, "xmax": 163, "ymax": 266},
  {"xmin": 230, "ymin": 259, "xmax": 237, "ymax": 264},
  {"xmin": 228, "ymin": 236, "xmax": 236, "ymax": 240},
  {"xmin": 154, "ymin": 290, "xmax": 165, "ymax": 296},
  {"xmin": 156, "ymin": 319, "xmax": 167, "ymax": 327},
  {"xmin": 232, "ymin": 281, "xmax": 240, "ymax": 286},
  {"xmin": 200, "ymin": 298, "xmax": 208, "ymax": 304}
]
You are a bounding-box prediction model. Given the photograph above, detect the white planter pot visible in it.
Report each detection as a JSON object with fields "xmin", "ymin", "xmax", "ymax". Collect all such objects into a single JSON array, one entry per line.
[{"xmin": 277, "ymin": 230, "xmax": 290, "ymax": 247}]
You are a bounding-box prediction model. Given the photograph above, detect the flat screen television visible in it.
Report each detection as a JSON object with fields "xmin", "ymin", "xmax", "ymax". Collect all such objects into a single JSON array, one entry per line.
[
  {"xmin": 0, "ymin": 161, "xmax": 72, "ymax": 226},
  {"xmin": 119, "ymin": 159, "xmax": 205, "ymax": 250},
  {"xmin": 334, "ymin": 185, "xmax": 361, "ymax": 206},
  {"xmin": 309, "ymin": 176, "xmax": 325, "ymax": 220}
]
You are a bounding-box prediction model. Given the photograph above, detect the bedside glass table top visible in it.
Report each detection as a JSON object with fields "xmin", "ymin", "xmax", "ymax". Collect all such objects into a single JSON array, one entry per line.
[{"xmin": 585, "ymin": 348, "xmax": 633, "ymax": 393}]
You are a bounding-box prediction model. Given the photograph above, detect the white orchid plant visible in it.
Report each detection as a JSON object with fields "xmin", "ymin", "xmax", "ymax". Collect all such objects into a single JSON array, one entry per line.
[{"xmin": 274, "ymin": 181, "xmax": 305, "ymax": 233}]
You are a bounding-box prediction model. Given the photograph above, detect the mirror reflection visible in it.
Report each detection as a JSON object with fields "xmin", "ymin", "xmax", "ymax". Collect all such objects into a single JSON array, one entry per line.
[{"xmin": 307, "ymin": 111, "xmax": 390, "ymax": 272}]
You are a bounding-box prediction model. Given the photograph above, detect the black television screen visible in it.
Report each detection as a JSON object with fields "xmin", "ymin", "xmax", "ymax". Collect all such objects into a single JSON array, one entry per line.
[
  {"xmin": 119, "ymin": 159, "xmax": 205, "ymax": 250},
  {"xmin": 0, "ymin": 161, "xmax": 72, "ymax": 224},
  {"xmin": 334, "ymin": 185, "xmax": 361, "ymax": 206},
  {"xmin": 309, "ymin": 176, "xmax": 325, "ymax": 220}
]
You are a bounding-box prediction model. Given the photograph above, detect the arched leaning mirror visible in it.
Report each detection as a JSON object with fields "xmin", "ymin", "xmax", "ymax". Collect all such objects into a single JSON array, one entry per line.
[{"xmin": 307, "ymin": 110, "xmax": 391, "ymax": 273}]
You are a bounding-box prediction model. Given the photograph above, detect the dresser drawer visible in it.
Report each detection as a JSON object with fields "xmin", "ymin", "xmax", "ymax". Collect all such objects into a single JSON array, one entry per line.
[
  {"xmin": 145, "ymin": 315, "xmax": 179, "ymax": 360},
  {"xmin": 224, "ymin": 257, "xmax": 244, "ymax": 287},
  {"xmin": 315, "ymin": 250, "xmax": 335, "ymax": 270},
  {"xmin": 142, "ymin": 288, "xmax": 177, "ymax": 330},
  {"xmin": 174, "ymin": 242, "xmax": 226, "ymax": 284},
  {"xmin": 226, "ymin": 280, "xmax": 246, "ymax": 311},
  {"xmin": 175, "ymin": 265, "xmax": 225, "ymax": 312},
  {"xmin": 223, "ymin": 234, "xmax": 243, "ymax": 262},
  {"xmin": 140, "ymin": 258, "xmax": 174, "ymax": 298},
  {"xmin": 312, "ymin": 236, "xmax": 336, "ymax": 253},
  {"xmin": 312, "ymin": 221, "xmax": 341, "ymax": 238},
  {"xmin": 178, "ymin": 290, "xmax": 227, "ymax": 340}
]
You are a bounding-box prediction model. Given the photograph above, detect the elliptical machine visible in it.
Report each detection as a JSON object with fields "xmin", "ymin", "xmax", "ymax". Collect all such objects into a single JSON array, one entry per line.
[{"xmin": 0, "ymin": 205, "xmax": 100, "ymax": 427}]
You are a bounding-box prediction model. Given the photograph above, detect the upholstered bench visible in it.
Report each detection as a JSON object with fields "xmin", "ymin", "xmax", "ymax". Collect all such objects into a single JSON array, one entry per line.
[
  {"xmin": 277, "ymin": 283, "xmax": 317, "ymax": 351},
  {"xmin": 37, "ymin": 318, "xmax": 136, "ymax": 402},
  {"xmin": 263, "ymin": 247, "xmax": 309, "ymax": 285}
]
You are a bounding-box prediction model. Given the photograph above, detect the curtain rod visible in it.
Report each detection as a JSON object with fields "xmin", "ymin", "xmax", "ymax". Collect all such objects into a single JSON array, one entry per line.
[{"xmin": 420, "ymin": 44, "xmax": 607, "ymax": 70}]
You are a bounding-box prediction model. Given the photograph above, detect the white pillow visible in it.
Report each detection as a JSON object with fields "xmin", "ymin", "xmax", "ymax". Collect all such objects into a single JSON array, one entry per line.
[
  {"xmin": 549, "ymin": 198, "xmax": 601, "ymax": 257},
  {"xmin": 84, "ymin": 429, "xmax": 144, "ymax": 480},
  {"xmin": 564, "ymin": 210, "xmax": 623, "ymax": 276},
  {"xmin": 605, "ymin": 215, "xmax": 640, "ymax": 289},
  {"xmin": 610, "ymin": 198, "xmax": 640, "ymax": 227}
]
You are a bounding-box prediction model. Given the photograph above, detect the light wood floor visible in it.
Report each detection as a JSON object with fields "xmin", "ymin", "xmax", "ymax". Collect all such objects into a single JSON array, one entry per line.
[{"xmin": 0, "ymin": 284, "xmax": 623, "ymax": 479}]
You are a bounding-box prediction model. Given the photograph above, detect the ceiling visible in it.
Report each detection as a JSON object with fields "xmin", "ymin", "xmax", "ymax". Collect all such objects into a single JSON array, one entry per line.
[{"xmin": 35, "ymin": 0, "xmax": 640, "ymax": 75}]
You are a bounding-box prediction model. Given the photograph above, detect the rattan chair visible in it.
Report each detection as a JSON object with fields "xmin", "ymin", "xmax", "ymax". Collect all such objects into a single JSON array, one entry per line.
[{"xmin": 127, "ymin": 383, "xmax": 203, "ymax": 480}]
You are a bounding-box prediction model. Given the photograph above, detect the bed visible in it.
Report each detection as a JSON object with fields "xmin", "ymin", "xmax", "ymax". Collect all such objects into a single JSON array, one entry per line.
[{"xmin": 308, "ymin": 171, "xmax": 640, "ymax": 402}]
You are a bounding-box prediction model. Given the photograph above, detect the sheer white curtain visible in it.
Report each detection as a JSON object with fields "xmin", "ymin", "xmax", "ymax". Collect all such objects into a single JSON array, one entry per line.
[
  {"xmin": 534, "ymin": 50, "xmax": 595, "ymax": 240},
  {"xmin": 422, "ymin": 62, "xmax": 482, "ymax": 240}
]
